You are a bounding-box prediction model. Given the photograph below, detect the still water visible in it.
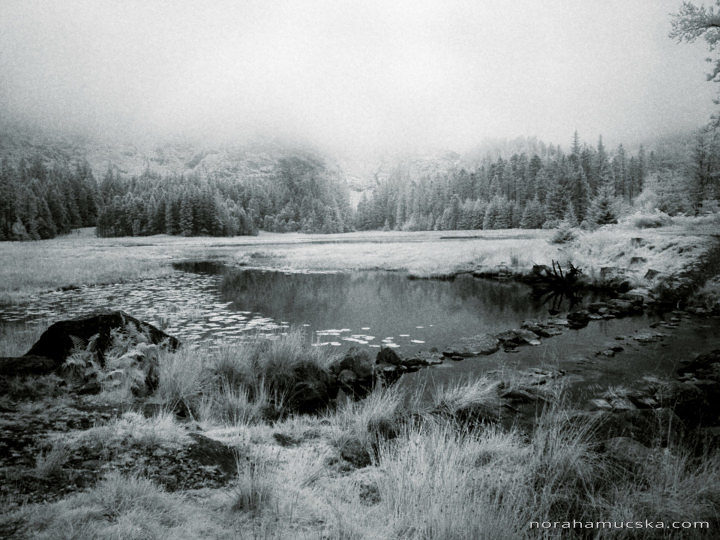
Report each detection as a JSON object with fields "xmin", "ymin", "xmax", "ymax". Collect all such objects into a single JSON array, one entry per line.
[
  {"xmin": 206, "ymin": 263, "xmax": 551, "ymax": 351},
  {"xmin": 3, "ymin": 262, "xmax": 719, "ymax": 395}
]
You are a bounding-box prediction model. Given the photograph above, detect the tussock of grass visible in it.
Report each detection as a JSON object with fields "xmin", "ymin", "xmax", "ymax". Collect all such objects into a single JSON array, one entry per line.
[
  {"xmin": 157, "ymin": 346, "xmax": 209, "ymax": 417},
  {"xmin": 197, "ymin": 381, "xmax": 267, "ymax": 426},
  {"xmin": 375, "ymin": 421, "xmax": 532, "ymax": 538},
  {"xmin": 371, "ymin": 407, "xmax": 597, "ymax": 538},
  {"xmin": 163, "ymin": 330, "xmax": 338, "ymax": 422},
  {"xmin": 599, "ymin": 450, "xmax": 720, "ymax": 538},
  {"xmin": 331, "ymin": 387, "xmax": 404, "ymax": 463},
  {"xmin": 33, "ymin": 442, "xmax": 71, "ymax": 478},
  {"xmin": 73, "ymin": 411, "xmax": 189, "ymax": 451},
  {"xmin": 232, "ymin": 458, "xmax": 276, "ymax": 516},
  {"xmin": 431, "ymin": 377, "xmax": 504, "ymax": 425}
]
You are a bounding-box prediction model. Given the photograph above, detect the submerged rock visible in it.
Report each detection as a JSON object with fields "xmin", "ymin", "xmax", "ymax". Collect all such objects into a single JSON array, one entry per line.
[
  {"xmin": 495, "ymin": 329, "xmax": 541, "ymax": 349},
  {"xmin": 443, "ymin": 334, "xmax": 500, "ymax": 358},
  {"xmin": 567, "ymin": 310, "xmax": 591, "ymax": 329}
]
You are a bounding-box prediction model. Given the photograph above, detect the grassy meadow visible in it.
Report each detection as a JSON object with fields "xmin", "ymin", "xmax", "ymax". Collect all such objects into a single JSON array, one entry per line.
[{"xmin": 1, "ymin": 215, "xmax": 718, "ymax": 306}]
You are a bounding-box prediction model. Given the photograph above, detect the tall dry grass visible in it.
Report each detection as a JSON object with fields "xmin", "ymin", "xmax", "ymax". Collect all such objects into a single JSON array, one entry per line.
[{"xmin": 157, "ymin": 329, "xmax": 338, "ymax": 424}]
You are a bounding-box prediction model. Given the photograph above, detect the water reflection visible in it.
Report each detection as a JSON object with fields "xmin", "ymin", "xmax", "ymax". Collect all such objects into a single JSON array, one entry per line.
[{"xmin": 177, "ymin": 263, "xmax": 554, "ymax": 352}]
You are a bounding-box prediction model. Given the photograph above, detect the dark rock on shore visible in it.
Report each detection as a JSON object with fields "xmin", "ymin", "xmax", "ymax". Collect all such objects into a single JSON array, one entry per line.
[
  {"xmin": 329, "ymin": 346, "xmax": 410, "ymax": 401},
  {"xmin": 602, "ymin": 436, "xmax": 654, "ymax": 468},
  {"xmin": 331, "ymin": 347, "xmax": 374, "ymax": 400},
  {"xmin": 1, "ymin": 311, "xmax": 179, "ymax": 399},
  {"xmin": 0, "ymin": 355, "xmax": 56, "ymax": 377},
  {"xmin": 288, "ymin": 362, "xmax": 339, "ymax": 413},
  {"xmin": 599, "ymin": 267, "xmax": 632, "ymax": 292},
  {"xmin": 26, "ymin": 310, "xmax": 179, "ymax": 367}
]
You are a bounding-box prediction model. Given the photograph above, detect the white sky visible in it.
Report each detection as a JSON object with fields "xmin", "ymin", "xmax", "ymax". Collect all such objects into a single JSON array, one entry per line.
[{"xmin": 0, "ymin": 0, "xmax": 716, "ymax": 154}]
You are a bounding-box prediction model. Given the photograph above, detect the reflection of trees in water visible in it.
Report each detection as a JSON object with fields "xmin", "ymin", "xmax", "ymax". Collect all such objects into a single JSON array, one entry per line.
[
  {"xmin": 220, "ymin": 270, "xmax": 352, "ymax": 318},
  {"xmin": 217, "ymin": 270, "xmax": 544, "ymax": 324}
]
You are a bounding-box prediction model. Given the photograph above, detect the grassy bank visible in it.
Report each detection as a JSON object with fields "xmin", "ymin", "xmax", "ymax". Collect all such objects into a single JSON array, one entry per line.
[
  {"xmin": 2, "ymin": 216, "xmax": 719, "ymax": 306},
  {"xmin": 1, "ymin": 329, "xmax": 718, "ymax": 539}
]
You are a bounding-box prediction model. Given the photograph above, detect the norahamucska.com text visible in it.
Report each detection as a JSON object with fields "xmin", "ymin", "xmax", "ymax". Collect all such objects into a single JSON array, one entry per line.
[{"xmin": 530, "ymin": 520, "xmax": 709, "ymax": 530}]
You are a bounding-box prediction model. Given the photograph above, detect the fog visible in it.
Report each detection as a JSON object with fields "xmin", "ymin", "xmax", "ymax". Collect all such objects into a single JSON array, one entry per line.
[{"xmin": 0, "ymin": 0, "xmax": 716, "ymax": 155}]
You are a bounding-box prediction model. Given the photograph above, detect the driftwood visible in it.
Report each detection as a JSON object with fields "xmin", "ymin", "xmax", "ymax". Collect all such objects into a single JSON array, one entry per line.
[{"xmin": 526, "ymin": 260, "xmax": 584, "ymax": 312}]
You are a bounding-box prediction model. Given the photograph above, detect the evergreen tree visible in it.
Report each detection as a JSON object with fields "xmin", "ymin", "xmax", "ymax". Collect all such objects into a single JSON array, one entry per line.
[
  {"xmin": 589, "ymin": 180, "xmax": 620, "ymax": 226},
  {"xmin": 519, "ymin": 196, "xmax": 545, "ymax": 228}
]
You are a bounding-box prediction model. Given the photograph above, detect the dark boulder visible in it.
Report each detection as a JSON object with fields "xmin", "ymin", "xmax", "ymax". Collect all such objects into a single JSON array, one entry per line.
[
  {"xmin": 599, "ymin": 267, "xmax": 632, "ymax": 292},
  {"xmin": 330, "ymin": 347, "xmax": 374, "ymax": 400},
  {"xmin": 287, "ymin": 362, "xmax": 339, "ymax": 414},
  {"xmin": 0, "ymin": 355, "xmax": 56, "ymax": 377},
  {"xmin": 602, "ymin": 437, "xmax": 654, "ymax": 468},
  {"xmin": 607, "ymin": 298, "xmax": 644, "ymax": 317},
  {"xmin": 186, "ymin": 433, "xmax": 237, "ymax": 478},
  {"xmin": 374, "ymin": 347, "xmax": 407, "ymax": 388},
  {"xmin": 376, "ymin": 347, "xmax": 403, "ymax": 366},
  {"xmin": 340, "ymin": 438, "xmax": 372, "ymax": 468},
  {"xmin": 26, "ymin": 310, "xmax": 179, "ymax": 367},
  {"xmin": 677, "ymin": 349, "xmax": 720, "ymax": 380}
]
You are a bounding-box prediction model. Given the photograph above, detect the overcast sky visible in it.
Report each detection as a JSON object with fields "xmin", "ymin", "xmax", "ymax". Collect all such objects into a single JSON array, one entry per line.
[{"xmin": 0, "ymin": 0, "xmax": 716, "ymax": 155}]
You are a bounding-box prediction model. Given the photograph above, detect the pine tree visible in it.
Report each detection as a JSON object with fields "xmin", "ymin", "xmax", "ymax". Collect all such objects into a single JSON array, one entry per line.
[
  {"xmin": 589, "ymin": 180, "xmax": 619, "ymax": 226},
  {"xmin": 563, "ymin": 201, "xmax": 578, "ymax": 227},
  {"xmin": 520, "ymin": 196, "xmax": 545, "ymax": 228},
  {"xmin": 179, "ymin": 194, "xmax": 194, "ymax": 236}
]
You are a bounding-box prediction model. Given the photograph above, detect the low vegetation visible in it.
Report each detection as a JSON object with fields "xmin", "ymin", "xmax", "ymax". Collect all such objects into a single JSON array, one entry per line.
[{"xmin": 1, "ymin": 326, "xmax": 719, "ymax": 539}]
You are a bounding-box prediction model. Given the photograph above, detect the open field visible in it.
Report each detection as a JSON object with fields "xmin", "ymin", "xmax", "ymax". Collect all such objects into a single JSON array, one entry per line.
[{"xmin": 1, "ymin": 217, "xmax": 719, "ymax": 306}]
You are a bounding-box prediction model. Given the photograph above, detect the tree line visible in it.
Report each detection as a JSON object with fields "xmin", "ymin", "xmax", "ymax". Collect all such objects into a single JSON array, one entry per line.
[
  {"xmin": 354, "ymin": 131, "xmax": 720, "ymax": 232},
  {"xmin": 2, "ymin": 130, "xmax": 718, "ymax": 241},
  {"xmin": 95, "ymin": 154, "xmax": 353, "ymax": 237},
  {"xmin": 0, "ymin": 156, "xmax": 98, "ymax": 240}
]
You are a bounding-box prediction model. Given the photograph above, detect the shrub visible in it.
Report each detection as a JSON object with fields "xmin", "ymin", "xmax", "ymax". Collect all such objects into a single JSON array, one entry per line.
[
  {"xmin": 628, "ymin": 211, "xmax": 673, "ymax": 229},
  {"xmin": 550, "ymin": 224, "xmax": 577, "ymax": 244}
]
